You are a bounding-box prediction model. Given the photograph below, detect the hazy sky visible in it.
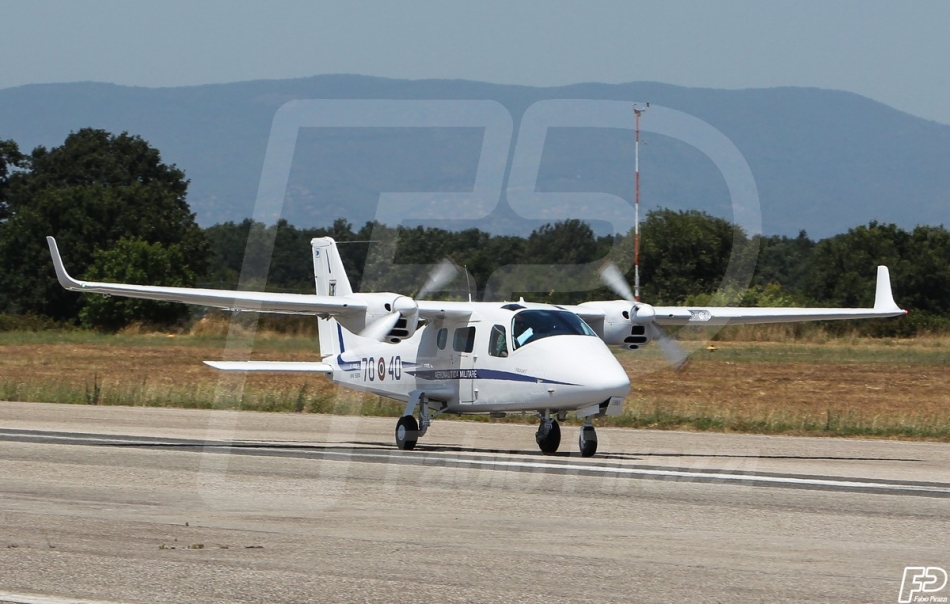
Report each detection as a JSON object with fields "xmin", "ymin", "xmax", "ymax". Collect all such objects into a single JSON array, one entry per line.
[{"xmin": 2, "ymin": 0, "xmax": 949, "ymax": 124}]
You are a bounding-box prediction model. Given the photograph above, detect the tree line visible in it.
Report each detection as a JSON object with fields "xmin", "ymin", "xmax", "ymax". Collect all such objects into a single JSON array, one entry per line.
[{"xmin": 2, "ymin": 129, "xmax": 948, "ymax": 335}]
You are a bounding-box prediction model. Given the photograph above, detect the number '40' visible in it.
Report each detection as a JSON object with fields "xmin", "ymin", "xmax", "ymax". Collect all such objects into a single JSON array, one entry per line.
[{"xmin": 389, "ymin": 356, "xmax": 402, "ymax": 380}]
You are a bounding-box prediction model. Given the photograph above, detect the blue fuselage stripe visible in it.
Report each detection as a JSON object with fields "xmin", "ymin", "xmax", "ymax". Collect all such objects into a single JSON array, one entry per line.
[{"xmin": 406, "ymin": 368, "xmax": 576, "ymax": 386}]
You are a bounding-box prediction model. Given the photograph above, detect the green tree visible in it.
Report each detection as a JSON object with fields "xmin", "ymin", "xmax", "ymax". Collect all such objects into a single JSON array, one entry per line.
[
  {"xmin": 522, "ymin": 219, "xmax": 599, "ymax": 266},
  {"xmin": 79, "ymin": 239, "xmax": 196, "ymax": 330},
  {"xmin": 0, "ymin": 139, "xmax": 27, "ymax": 222},
  {"xmin": 637, "ymin": 209, "xmax": 741, "ymax": 304},
  {"xmin": 751, "ymin": 230, "xmax": 816, "ymax": 293},
  {"xmin": 0, "ymin": 129, "xmax": 208, "ymax": 322},
  {"xmin": 205, "ymin": 218, "xmax": 368, "ymax": 293},
  {"xmin": 804, "ymin": 221, "xmax": 950, "ymax": 335},
  {"xmin": 900, "ymin": 225, "xmax": 950, "ymax": 316},
  {"xmin": 805, "ymin": 221, "xmax": 910, "ymax": 308}
]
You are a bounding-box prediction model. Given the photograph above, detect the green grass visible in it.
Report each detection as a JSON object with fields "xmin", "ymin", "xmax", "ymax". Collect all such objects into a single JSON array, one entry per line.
[
  {"xmin": 3, "ymin": 327, "xmax": 949, "ymax": 441},
  {"xmin": 689, "ymin": 343, "xmax": 950, "ymax": 366},
  {"xmin": 0, "ymin": 375, "xmax": 404, "ymax": 416},
  {"xmin": 602, "ymin": 398, "xmax": 950, "ymax": 440},
  {"xmin": 0, "ymin": 329, "xmax": 320, "ymax": 352},
  {"xmin": 4, "ymin": 375, "xmax": 948, "ymax": 440}
]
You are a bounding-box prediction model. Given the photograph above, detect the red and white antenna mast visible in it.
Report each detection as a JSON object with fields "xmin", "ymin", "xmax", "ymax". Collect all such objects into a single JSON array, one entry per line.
[{"xmin": 633, "ymin": 102, "xmax": 649, "ymax": 301}]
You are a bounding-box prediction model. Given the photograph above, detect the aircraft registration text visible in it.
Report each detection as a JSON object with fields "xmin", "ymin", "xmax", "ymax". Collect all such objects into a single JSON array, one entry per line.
[{"xmin": 362, "ymin": 356, "xmax": 402, "ymax": 382}]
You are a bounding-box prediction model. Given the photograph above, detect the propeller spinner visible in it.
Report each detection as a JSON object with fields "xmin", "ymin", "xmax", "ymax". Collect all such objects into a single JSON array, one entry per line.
[{"xmin": 598, "ymin": 261, "xmax": 689, "ymax": 370}]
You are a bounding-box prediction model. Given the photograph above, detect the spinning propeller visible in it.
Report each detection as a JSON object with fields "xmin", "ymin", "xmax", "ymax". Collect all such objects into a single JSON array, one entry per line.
[
  {"xmin": 359, "ymin": 259, "xmax": 460, "ymax": 341},
  {"xmin": 599, "ymin": 262, "xmax": 690, "ymax": 370},
  {"xmin": 416, "ymin": 259, "xmax": 460, "ymax": 300}
]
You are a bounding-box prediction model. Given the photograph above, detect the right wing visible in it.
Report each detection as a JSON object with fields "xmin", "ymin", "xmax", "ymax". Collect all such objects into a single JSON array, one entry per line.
[
  {"xmin": 47, "ymin": 237, "xmax": 366, "ymax": 317},
  {"xmin": 415, "ymin": 299, "xmax": 475, "ymax": 320}
]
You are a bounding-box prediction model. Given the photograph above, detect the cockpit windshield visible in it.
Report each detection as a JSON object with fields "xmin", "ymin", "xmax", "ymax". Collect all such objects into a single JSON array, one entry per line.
[{"xmin": 511, "ymin": 309, "xmax": 597, "ymax": 349}]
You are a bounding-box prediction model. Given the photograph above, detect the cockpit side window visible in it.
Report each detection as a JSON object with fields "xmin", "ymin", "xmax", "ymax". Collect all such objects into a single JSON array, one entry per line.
[
  {"xmin": 511, "ymin": 309, "xmax": 596, "ymax": 350},
  {"xmin": 488, "ymin": 324, "xmax": 508, "ymax": 357}
]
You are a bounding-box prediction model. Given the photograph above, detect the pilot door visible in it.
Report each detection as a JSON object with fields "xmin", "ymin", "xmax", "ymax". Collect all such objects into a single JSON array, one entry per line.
[{"xmin": 452, "ymin": 323, "xmax": 478, "ymax": 404}]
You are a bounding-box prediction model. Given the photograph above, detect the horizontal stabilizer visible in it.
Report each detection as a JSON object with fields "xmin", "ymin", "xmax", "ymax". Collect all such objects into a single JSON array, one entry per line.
[{"xmin": 204, "ymin": 361, "xmax": 333, "ymax": 373}]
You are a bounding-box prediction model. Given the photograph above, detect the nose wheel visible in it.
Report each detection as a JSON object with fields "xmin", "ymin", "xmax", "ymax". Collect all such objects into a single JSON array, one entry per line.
[{"xmin": 578, "ymin": 424, "xmax": 598, "ymax": 457}]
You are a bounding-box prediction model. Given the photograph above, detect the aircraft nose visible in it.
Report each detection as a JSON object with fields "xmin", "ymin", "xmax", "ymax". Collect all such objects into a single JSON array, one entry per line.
[
  {"xmin": 586, "ymin": 347, "xmax": 631, "ymax": 400},
  {"xmin": 533, "ymin": 336, "xmax": 630, "ymax": 400},
  {"xmin": 603, "ymin": 356, "xmax": 632, "ymax": 393}
]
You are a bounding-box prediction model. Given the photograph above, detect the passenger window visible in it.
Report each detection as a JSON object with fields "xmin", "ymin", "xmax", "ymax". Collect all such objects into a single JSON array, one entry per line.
[
  {"xmin": 436, "ymin": 328, "xmax": 448, "ymax": 350},
  {"xmin": 453, "ymin": 326, "xmax": 476, "ymax": 353},
  {"xmin": 488, "ymin": 325, "xmax": 508, "ymax": 357}
]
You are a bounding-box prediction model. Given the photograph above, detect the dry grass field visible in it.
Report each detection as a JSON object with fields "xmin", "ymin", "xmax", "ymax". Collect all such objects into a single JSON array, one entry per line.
[
  {"xmin": 621, "ymin": 338, "xmax": 950, "ymax": 438},
  {"xmin": 1, "ymin": 319, "xmax": 949, "ymax": 440}
]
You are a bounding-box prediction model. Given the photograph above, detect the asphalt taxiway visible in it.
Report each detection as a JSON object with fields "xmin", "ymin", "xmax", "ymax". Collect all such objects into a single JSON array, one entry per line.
[{"xmin": 1, "ymin": 402, "xmax": 948, "ymax": 603}]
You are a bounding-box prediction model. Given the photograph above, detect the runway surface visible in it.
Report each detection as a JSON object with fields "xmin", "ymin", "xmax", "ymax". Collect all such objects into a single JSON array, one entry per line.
[{"xmin": 1, "ymin": 401, "xmax": 949, "ymax": 603}]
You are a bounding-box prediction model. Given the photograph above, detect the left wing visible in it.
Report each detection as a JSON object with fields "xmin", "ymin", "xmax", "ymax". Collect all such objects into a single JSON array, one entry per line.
[
  {"xmin": 579, "ymin": 265, "xmax": 906, "ymax": 350},
  {"xmin": 651, "ymin": 266, "xmax": 906, "ymax": 326},
  {"xmin": 558, "ymin": 304, "xmax": 605, "ymax": 326}
]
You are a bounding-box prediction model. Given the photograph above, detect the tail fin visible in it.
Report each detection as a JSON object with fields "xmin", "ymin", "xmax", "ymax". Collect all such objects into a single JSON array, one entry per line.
[
  {"xmin": 311, "ymin": 237, "xmax": 353, "ymax": 297},
  {"xmin": 312, "ymin": 237, "xmax": 354, "ymax": 357}
]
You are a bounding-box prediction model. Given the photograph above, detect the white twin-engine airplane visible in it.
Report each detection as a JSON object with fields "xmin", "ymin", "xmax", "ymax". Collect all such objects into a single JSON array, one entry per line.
[{"xmin": 47, "ymin": 236, "xmax": 906, "ymax": 457}]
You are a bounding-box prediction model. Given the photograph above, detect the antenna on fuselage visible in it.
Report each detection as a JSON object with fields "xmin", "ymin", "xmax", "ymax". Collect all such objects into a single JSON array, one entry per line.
[
  {"xmin": 464, "ymin": 264, "xmax": 472, "ymax": 302},
  {"xmin": 632, "ymin": 102, "xmax": 649, "ymax": 302}
]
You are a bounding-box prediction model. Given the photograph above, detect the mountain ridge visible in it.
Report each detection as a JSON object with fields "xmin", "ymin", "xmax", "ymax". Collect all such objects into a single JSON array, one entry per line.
[{"xmin": 1, "ymin": 75, "xmax": 947, "ymax": 238}]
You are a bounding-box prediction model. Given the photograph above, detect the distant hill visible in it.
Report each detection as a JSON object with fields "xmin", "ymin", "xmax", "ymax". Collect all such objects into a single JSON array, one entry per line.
[{"xmin": 1, "ymin": 75, "xmax": 948, "ymax": 238}]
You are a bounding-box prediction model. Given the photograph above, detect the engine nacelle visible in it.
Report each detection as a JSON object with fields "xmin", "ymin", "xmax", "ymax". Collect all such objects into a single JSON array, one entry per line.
[
  {"xmin": 337, "ymin": 293, "xmax": 420, "ymax": 343},
  {"xmin": 579, "ymin": 300, "xmax": 654, "ymax": 350},
  {"xmin": 387, "ymin": 307, "xmax": 420, "ymax": 342}
]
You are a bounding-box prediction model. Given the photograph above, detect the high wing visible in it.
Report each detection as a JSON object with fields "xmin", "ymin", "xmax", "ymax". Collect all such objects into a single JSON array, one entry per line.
[
  {"xmin": 47, "ymin": 237, "xmax": 366, "ymax": 317},
  {"xmin": 578, "ymin": 265, "xmax": 906, "ymax": 356},
  {"xmin": 415, "ymin": 299, "xmax": 474, "ymax": 321},
  {"xmin": 651, "ymin": 266, "xmax": 906, "ymax": 326},
  {"xmin": 558, "ymin": 304, "xmax": 606, "ymax": 326}
]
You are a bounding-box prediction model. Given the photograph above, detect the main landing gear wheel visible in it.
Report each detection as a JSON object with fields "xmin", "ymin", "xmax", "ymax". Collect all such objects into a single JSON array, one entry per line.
[
  {"xmin": 395, "ymin": 415, "xmax": 419, "ymax": 450},
  {"xmin": 536, "ymin": 419, "xmax": 561, "ymax": 454},
  {"xmin": 578, "ymin": 425, "xmax": 598, "ymax": 457}
]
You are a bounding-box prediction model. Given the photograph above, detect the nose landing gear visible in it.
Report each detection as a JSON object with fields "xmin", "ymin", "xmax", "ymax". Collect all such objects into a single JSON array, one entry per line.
[{"xmin": 578, "ymin": 422, "xmax": 598, "ymax": 457}]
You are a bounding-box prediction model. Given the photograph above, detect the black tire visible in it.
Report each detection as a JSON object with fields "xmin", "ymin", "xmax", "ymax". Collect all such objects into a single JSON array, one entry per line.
[
  {"xmin": 536, "ymin": 419, "xmax": 561, "ymax": 454},
  {"xmin": 395, "ymin": 415, "xmax": 419, "ymax": 450},
  {"xmin": 579, "ymin": 425, "xmax": 598, "ymax": 457}
]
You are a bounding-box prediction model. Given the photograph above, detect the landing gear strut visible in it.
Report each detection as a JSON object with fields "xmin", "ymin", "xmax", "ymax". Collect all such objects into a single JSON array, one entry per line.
[
  {"xmin": 535, "ymin": 411, "xmax": 561, "ymax": 454},
  {"xmin": 578, "ymin": 419, "xmax": 598, "ymax": 457}
]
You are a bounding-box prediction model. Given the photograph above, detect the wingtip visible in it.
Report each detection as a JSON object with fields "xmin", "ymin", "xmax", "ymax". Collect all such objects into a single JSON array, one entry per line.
[
  {"xmin": 46, "ymin": 236, "xmax": 81, "ymax": 290},
  {"xmin": 873, "ymin": 265, "xmax": 902, "ymax": 313}
]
